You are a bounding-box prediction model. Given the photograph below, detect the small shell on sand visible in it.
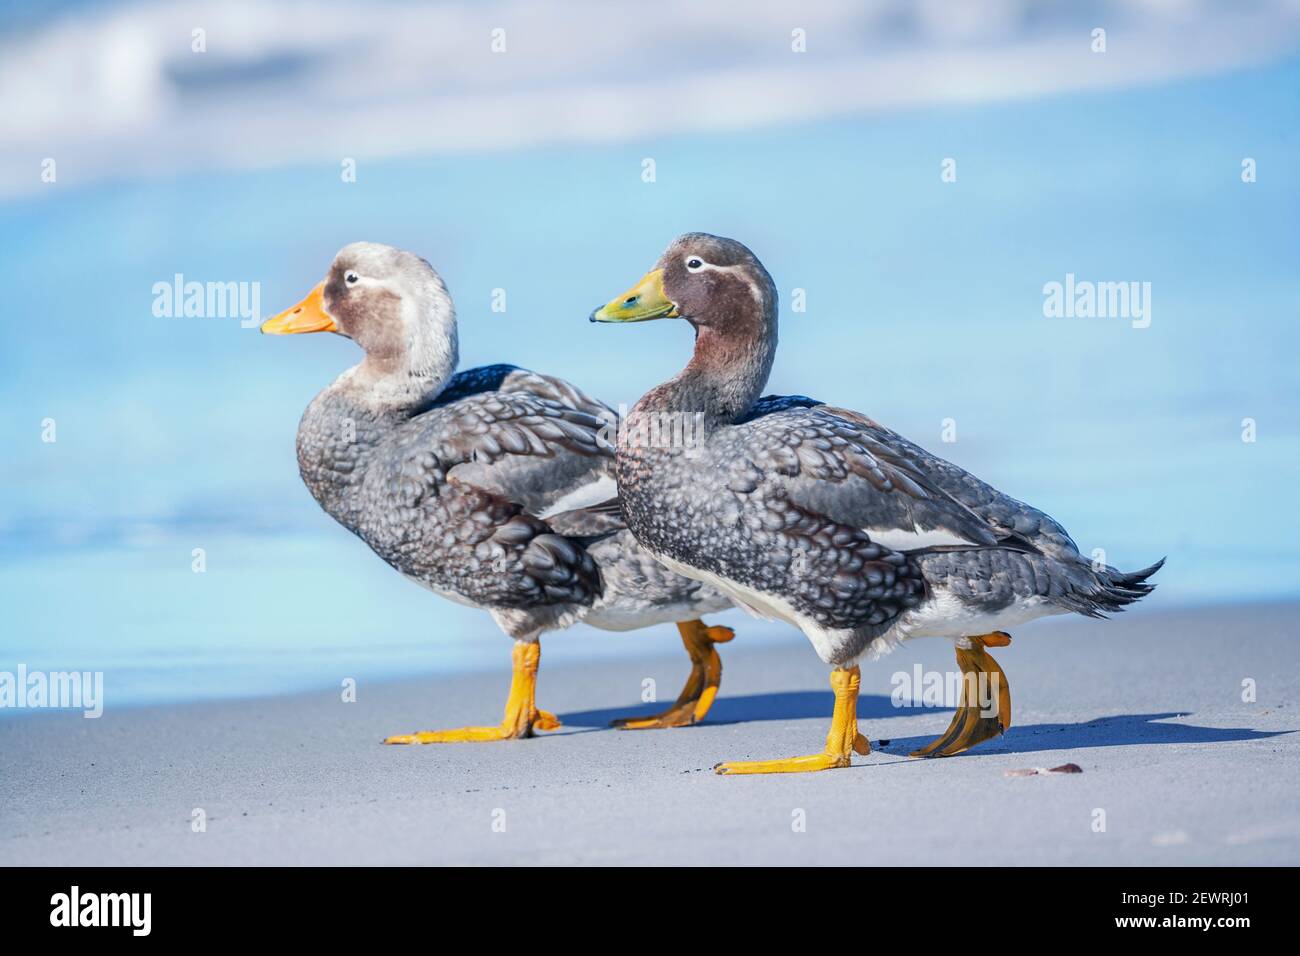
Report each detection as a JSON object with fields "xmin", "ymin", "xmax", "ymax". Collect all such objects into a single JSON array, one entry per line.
[{"xmin": 1005, "ymin": 762, "xmax": 1084, "ymax": 777}]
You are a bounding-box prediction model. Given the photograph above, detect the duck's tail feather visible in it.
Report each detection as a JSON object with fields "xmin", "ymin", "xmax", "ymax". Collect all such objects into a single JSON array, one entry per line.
[{"xmin": 1056, "ymin": 557, "xmax": 1165, "ymax": 617}]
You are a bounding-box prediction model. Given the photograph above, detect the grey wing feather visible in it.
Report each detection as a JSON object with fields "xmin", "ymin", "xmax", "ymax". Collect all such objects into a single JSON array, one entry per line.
[
  {"xmin": 823, "ymin": 407, "xmax": 1081, "ymax": 559},
  {"xmin": 409, "ymin": 384, "xmax": 613, "ymax": 515},
  {"xmin": 496, "ymin": 368, "xmax": 619, "ymax": 431},
  {"xmin": 737, "ymin": 406, "xmax": 1007, "ymax": 550},
  {"xmin": 584, "ymin": 529, "xmax": 734, "ymax": 628}
]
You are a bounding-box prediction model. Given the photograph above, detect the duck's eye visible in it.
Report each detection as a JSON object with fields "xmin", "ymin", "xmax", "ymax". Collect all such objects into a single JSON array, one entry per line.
[
  {"xmin": 685, "ymin": 257, "xmax": 705, "ymax": 272},
  {"xmin": 345, "ymin": 272, "xmax": 360, "ymax": 285}
]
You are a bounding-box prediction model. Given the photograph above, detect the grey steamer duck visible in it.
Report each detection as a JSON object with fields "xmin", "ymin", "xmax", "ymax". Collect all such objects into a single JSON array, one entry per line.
[
  {"xmin": 261, "ymin": 242, "xmax": 734, "ymax": 743},
  {"xmin": 592, "ymin": 233, "xmax": 1162, "ymax": 774}
]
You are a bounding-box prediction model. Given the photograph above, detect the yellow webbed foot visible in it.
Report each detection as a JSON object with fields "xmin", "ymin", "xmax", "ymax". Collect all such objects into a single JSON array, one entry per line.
[
  {"xmin": 911, "ymin": 632, "xmax": 1012, "ymax": 758},
  {"xmin": 704, "ymin": 624, "xmax": 735, "ymax": 644},
  {"xmin": 385, "ymin": 726, "xmax": 520, "ymax": 745},
  {"xmin": 715, "ymin": 666, "xmax": 869, "ymax": 775},
  {"xmin": 532, "ymin": 709, "xmax": 561, "ymax": 732},
  {"xmin": 384, "ymin": 640, "xmax": 560, "ymax": 745},
  {"xmin": 613, "ymin": 700, "xmax": 701, "ymax": 730},
  {"xmin": 383, "ymin": 709, "xmax": 561, "ymax": 745},
  {"xmin": 613, "ymin": 620, "xmax": 732, "ymax": 730},
  {"xmin": 715, "ymin": 753, "xmax": 846, "ymax": 775}
]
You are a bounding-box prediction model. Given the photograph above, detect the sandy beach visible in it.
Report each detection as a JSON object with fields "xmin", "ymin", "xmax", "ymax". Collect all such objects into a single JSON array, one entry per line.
[{"xmin": 2, "ymin": 601, "xmax": 1296, "ymax": 866}]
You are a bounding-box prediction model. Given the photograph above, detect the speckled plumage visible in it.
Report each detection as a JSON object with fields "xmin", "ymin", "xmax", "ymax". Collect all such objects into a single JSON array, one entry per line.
[
  {"xmin": 282, "ymin": 244, "xmax": 730, "ymax": 644},
  {"xmin": 619, "ymin": 411, "xmax": 924, "ymax": 632},
  {"xmin": 604, "ymin": 234, "xmax": 1161, "ymax": 666},
  {"xmin": 299, "ymin": 362, "xmax": 738, "ymax": 638},
  {"xmin": 300, "ymin": 372, "xmax": 597, "ymax": 612}
]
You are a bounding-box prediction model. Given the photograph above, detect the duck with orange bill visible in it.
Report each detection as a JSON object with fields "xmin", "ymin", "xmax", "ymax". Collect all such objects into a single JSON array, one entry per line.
[{"xmin": 261, "ymin": 242, "xmax": 736, "ymax": 743}]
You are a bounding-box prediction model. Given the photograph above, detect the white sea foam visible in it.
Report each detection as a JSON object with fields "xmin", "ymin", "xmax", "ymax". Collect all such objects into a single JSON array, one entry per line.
[{"xmin": 3, "ymin": 0, "xmax": 1299, "ymax": 197}]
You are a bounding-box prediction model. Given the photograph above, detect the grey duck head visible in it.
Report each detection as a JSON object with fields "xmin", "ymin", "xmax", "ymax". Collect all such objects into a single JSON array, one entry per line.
[{"xmin": 262, "ymin": 241, "xmax": 458, "ymax": 410}]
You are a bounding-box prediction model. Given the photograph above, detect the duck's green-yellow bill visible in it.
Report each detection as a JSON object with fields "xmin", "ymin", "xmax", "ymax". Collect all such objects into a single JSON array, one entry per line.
[
  {"xmin": 260, "ymin": 281, "xmax": 337, "ymax": 334},
  {"xmin": 590, "ymin": 268, "xmax": 679, "ymax": 323}
]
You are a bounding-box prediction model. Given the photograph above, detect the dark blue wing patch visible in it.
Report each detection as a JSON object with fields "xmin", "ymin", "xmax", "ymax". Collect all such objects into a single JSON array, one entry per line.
[
  {"xmin": 430, "ymin": 364, "xmax": 522, "ymax": 408},
  {"xmin": 736, "ymin": 394, "xmax": 825, "ymax": 423}
]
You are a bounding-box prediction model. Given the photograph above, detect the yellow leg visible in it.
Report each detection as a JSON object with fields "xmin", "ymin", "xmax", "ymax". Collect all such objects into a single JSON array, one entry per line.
[
  {"xmin": 910, "ymin": 631, "xmax": 1012, "ymax": 758},
  {"xmin": 715, "ymin": 666, "xmax": 870, "ymax": 775},
  {"xmin": 384, "ymin": 640, "xmax": 560, "ymax": 744},
  {"xmin": 613, "ymin": 620, "xmax": 734, "ymax": 730}
]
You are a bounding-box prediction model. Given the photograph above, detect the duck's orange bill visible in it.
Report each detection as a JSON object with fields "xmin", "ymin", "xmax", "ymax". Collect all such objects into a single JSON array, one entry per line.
[{"xmin": 260, "ymin": 281, "xmax": 337, "ymax": 334}]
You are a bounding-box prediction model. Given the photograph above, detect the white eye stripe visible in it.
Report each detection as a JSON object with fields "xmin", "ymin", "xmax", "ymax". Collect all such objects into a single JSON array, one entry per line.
[
  {"xmin": 683, "ymin": 258, "xmax": 746, "ymax": 279},
  {"xmin": 681, "ymin": 259, "xmax": 764, "ymax": 306}
]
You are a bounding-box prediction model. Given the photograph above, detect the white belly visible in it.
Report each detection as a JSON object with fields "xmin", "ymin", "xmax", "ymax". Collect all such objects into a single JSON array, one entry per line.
[
  {"xmin": 581, "ymin": 597, "xmax": 718, "ymax": 632},
  {"xmin": 644, "ymin": 552, "xmax": 1068, "ymax": 665},
  {"xmin": 649, "ymin": 551, "xmax": 863, "ymax": 666},
  {"xmin": 894, "ymin": 591, "xmax": 1065, "ymax": 642}
]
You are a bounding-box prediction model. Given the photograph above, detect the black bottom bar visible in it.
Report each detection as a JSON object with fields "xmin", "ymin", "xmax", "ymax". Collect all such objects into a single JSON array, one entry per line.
[{"xmin": 0, "ymin": 865, "xmax": 1281, "ymax": 941}]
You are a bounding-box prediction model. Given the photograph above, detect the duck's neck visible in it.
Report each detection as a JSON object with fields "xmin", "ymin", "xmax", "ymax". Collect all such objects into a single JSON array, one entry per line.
[
  {"xmin": 297, "ymin": 334, "xmax": 458, "ymax": 528},
  {"xmin": 343, "ymin": 315, "xmax": 459, "ymax": 413},
  {"xmin": 634, "ymin": 317, "xmax": 776, "ymax": 427}
]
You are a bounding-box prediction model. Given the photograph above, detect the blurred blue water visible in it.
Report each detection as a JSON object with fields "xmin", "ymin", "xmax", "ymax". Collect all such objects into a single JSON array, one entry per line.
[{"xmin": 2, "ymin": 60, "xmax": 1297, "ymax": 707}]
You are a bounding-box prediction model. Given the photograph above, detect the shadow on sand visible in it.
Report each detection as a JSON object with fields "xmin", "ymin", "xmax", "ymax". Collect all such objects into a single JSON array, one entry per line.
[
  {"xmin": 560, "ymin": 690, "xmax": 875, "ymax": 727},
  {"xmin": 560, "ymin": 696, "xmax": 1290, "ymax": 755},
  {"xmin": 880, "ymin": 712, "xmax": 1291, "ymax": 757}
]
